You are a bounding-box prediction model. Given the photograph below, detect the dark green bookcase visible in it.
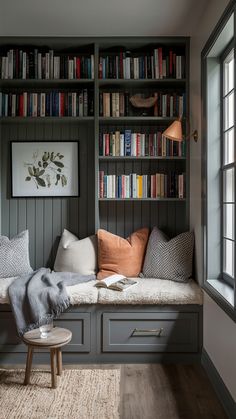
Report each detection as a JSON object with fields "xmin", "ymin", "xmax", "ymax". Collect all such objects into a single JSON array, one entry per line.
[{"xmin": 0, "ymin": 37, "xmax": 189, "ymax": 269}]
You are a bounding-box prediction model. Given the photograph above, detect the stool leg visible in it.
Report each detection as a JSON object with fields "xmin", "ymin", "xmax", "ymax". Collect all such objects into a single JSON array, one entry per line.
[
  {"xmin": 50, "ymin": 349, "xmax": 57, "ymax": 389},
  {"xmin": 57, "ymin": 348, "xmax": 62, "ymax": 376},
  {"xmin": 24, "ymin": 346, "xmax": 34, "ymax": 385}
]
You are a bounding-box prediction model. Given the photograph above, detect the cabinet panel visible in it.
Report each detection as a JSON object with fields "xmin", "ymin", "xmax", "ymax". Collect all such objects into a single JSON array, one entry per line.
[
  {"xmin": 102, "ymin": 312, "xmax": 198, "ymax": 353},
  {"xmin": 0, "ymin": 311, "xmax": 91, "ymax": 353},
  {"xmin": 54, "ymin": 312, "xmax": 91, "ymax": 353},
  {"xmin": 0, "ymin": 312, "xmax": 25, "ymax": 352}
]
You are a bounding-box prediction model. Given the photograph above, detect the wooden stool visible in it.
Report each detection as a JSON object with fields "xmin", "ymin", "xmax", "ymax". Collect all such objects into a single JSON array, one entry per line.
[{"xmin": 22, "ymin": 327, "xmax": 72, "ymax": 389}]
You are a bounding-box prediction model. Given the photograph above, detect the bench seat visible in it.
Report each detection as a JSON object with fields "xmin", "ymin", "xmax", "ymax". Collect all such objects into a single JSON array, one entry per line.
[
  {"xmin": 0, "ymin": 277, "xmax": 203, "ymax": 306},
  {"xmin": 0, "ymin": 277, "xmax": 203, "ymax": 364}
]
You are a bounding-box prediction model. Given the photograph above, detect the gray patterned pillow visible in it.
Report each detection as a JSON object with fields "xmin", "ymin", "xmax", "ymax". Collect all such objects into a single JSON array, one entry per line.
[
  {"xmin": 0, "ymin": 230, "xmax": 33, "ymax": 278},
  {"xmin": 142, "ymin": 227, "xmax": 194, "ymax": 282}
]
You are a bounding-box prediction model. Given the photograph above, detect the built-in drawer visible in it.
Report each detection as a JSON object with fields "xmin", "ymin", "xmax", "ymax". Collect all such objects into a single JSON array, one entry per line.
[
  {"xmin": 102, "ymin": 312, "xmax": 199, "ymax": 353},
  {"xmin": 0, "ymin": 311, "xmax": 91, "ymax": 353}
]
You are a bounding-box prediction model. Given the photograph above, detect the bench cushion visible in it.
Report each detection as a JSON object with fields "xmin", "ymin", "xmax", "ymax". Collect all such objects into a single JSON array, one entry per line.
[
  {"xmin": 0, "ymin": 277, "xmax": 98, "ymax": 306},
  {"xmin": 97, "ymin": 278, "xmax": 203, "ymax": 305},
  {"xmin": 0, "ymin": 277, "xmax": 202, "ymax": 306}
]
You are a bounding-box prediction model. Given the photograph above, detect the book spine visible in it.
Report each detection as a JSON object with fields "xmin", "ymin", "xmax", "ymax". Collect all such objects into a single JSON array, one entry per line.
[
  {"xmin": 131, "ymin": 133, "xmax": 136, "ymax": 157},
  {"xmin": 120, "ymin": 133, "xmax": 124, "ymax": 157},
  {"xmin": 40, "ymin": 93, "xmax": 45, "ymax": 117},
  {"xmin": 0, "ymin": 92, "xmax": 2, "ymax": 117},
  {"xmin": 124, "ymin": 129, "xmax": 131, "ymax": 156}
]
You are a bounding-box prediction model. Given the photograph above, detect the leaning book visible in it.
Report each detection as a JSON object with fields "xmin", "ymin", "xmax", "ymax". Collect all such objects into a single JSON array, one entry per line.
[{"xmin": 95, "ymin": 274, "xmax": 137, "ymax": 291}]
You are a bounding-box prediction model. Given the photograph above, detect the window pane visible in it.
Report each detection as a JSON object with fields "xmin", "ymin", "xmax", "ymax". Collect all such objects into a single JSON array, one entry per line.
[
  {"xmin": 223, "ymin": 238, "xmax": 234, "ymax": 277},
  {"xmin": 223, "ymin": 168, "xmax": 235, "ymax": 202},
  {"xmin": 224, "ymin": 51, "xmax": 234, "ymax": 95},
  {"xmin": 223, "ymin": 203, "xmax": 234, "ymax": 239},
  {"xmin": 223, "ymin": 128, "xmax": 234, "ymax": 165},
  {"xmin": 224, "ymin": 92, "xmax": 234, "ymax": 130}
]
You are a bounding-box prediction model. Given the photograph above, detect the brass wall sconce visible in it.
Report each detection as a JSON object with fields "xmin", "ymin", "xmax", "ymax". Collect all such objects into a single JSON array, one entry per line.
[{"xmin": 163, "ymin": 117, "xmax": 198, "ymax": 143}]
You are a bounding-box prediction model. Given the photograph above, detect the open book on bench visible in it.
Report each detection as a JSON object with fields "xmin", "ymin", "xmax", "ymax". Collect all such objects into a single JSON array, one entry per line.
[{"xmin": 95, "ymin": 274, "xmax": 137, "ymax": 291}]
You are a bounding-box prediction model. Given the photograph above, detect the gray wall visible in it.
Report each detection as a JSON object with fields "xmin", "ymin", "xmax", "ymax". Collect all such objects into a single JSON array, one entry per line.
[
  {"xmin": 190, "ymin": 0, "xmax": 236, "ymax": 403},
  {"xmin": 0, "ymin": 121, "xmax": 95, "ymax": 269},
  {"xmin": 0, "ymin": 0, "xmax": 207, "ymax": 37}
]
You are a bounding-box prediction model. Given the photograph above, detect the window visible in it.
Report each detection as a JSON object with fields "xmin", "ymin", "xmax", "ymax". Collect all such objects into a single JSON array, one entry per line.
[
  {"xmin": 202, "ymin": 2, "xmax": 236, "ymax": 321},
  {"xmin": 222, "ymin": 46, "xmax": 235, "ymax": 287}
]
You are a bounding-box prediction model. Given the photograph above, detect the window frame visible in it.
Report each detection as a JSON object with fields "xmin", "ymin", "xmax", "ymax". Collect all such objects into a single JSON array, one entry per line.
[
  {"xmin": 220, "ymin": 40, "xmax": 235, "ymax": 288},
  {"xmin": 202, "ymin": 0, "xmax": 236, "ymax": 322}
]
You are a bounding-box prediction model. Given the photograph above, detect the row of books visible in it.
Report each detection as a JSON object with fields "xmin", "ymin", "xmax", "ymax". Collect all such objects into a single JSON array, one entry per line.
[
  {"xmin": 99, "ymin": 171, "xmax": 185, "ymax": 199},
  {"xmin": 0, "ymin": 90, "xmax": 93, "ymax": 117},
  {"xmin": 99, "ymin": 91, "xmax": 185, "ymax": 117},
  {"xmin": 0, "ymin": 49, "xmax": 94, "ymax": 79},
  {"xmin": 99, "ymin": 130, "xmax": 186, "ymax": 157},
  {"xmin": 0, "ymin": 47, "xmax": 185, "ymax": 80},
  {"xmin": 99, "ymin": 48, "xmax": 185, "ymax": 79}
]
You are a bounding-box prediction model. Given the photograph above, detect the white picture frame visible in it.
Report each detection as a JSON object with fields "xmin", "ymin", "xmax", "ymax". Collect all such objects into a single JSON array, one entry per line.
[{"xmin": 11, "ymin": 141, "xmax": 79, "ymax": 197}]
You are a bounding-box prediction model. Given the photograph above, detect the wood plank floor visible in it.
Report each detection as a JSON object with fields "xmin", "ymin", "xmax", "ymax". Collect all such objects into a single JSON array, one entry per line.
[
  {"xmin": 0, "ymin": 363, "xmax": 227, "ymax": 418},
  {"xmin": 119, "ymin": 364, "xmax": 227, "ymax": 419}
]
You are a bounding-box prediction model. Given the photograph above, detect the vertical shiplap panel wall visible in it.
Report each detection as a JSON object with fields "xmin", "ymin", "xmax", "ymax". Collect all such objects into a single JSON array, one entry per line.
[
  {"xmin": 1, "ymin": 121, "xmax": 94, "ymax": 269},
  {"xmin": 99, "ymin": 159, "xmax": 187, "ymax": 238},
  {"xmin": 99, "ymin": 197, "xmax": 187, "ymax": 237}
]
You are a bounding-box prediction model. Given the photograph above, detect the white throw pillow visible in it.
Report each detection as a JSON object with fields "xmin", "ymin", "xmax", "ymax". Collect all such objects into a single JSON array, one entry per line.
[
  {"xmin": 0, "ymin": 230, "xmax": 33, "ymax": 278},
  {"xmin": 54, "ymin": 229, "xmax": 98, "ymax": 275}
]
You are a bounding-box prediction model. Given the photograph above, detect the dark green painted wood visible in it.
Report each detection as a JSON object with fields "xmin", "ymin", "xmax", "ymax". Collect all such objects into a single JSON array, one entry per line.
[
  {"xmin": 0, "ymin": 304, "xmax": 202, "ymax": 364},
  {"xmin": 0, "ymin": 36, "xmax": 189, "ymax": 268},
  {"xmin": 102, "ymin": 312, "xmax": 199, "ymax": 353}
]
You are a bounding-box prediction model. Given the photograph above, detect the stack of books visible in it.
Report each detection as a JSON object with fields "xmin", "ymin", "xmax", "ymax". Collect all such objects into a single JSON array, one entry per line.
[
  {"xmin": 99, "ymin": 47, "xmax": 185, "ymax": 79},
  {"xmin": 99, "ymin": 171, "xmax": 185, "ymax": 199},
  {"xmin": 0, "ymin": 90, "xmax": 93, "ymax": 117},
  {"xmin": 99, "ymin": 130, "xmax": 186, "ymax": 157},
  {"xmin": 0, "ymin": 48, "xmax": 94, "ymax": 80}
]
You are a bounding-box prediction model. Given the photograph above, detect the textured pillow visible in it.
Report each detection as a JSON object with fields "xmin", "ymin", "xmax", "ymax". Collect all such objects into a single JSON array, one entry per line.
[
  {"xmin": 142, "ymin": 227, "xmax": 194, "ymax": 282},
  {"xmin": 0, "ymin": 230, "xmax": 32, "ymax": 278},
  {"xmin": 97, "ymin": 228, "xmax": 149, "ymax": 280},
  {"xmin": 54, "ymin": 229, "xmax": 98, "ymax": 275}
]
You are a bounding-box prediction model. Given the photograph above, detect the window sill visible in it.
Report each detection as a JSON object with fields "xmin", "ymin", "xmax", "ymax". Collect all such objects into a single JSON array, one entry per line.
[{"xmin": 203, "ymin": 278, "xmax": 236, "ymax": 322}]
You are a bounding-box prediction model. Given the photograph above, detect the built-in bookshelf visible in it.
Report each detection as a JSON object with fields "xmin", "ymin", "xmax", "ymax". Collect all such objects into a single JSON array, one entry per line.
[
  {"xmin": 97, "ymin": 38, "xmax": 189, "ymax": 238},
  {"xmin": 0, "ymin": 37, "xmax": 189, "ymax": 268}
]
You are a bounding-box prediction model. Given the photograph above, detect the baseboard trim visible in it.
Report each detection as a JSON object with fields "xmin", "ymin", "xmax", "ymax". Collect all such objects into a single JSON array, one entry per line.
[{"xmin": 201, "ymin": 348, "xmax": 236, "ymax": 419}]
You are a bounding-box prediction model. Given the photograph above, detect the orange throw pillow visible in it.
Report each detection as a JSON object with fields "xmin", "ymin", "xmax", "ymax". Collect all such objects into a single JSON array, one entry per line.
[{"xmin": 97, "ymin": 228, "xmax": 149, "ymax": 280}]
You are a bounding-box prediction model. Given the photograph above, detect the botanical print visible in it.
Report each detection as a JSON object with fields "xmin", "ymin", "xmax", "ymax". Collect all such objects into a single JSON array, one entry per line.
[
  {"xmin": 25, "ymin": 150, "xmax": 67, "ymax": 189},
  {"xmin": 11, "ymin": 141, "xmax": 79, "ymax": 197}
]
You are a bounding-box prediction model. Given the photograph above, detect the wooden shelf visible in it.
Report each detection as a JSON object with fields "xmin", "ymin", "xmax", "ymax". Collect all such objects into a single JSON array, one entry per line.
[
  {"xmin": 99, "ymin": 116, "xmax": 176, "ymax": 123},
  {"xmin": 99, "ymin": 198, "xmax": 186, "ymax": 202},
  {"xmin": 0, "ymin": 116, "xmax": 94, "ymax": 123},
  {"xmin": 0, "ymin": 79, "xmax": 94, "ymax": 88},
  {"xmin": 98, "ymin": 78, "xmax": 186, "ymax": 86},
  {"xmin": 99, "ymin": 156, "xmax": 186, "ymax": 161}
]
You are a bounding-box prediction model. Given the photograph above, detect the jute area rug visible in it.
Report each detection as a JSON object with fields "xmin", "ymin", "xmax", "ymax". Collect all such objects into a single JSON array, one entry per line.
[{"xmin": 0, "ymin": 368, "xmax": 120, "ymax": 419}]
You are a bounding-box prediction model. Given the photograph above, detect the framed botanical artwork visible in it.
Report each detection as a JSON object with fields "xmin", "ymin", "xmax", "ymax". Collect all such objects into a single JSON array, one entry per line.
[{"xmin": 11, "ymin": 141, "xmax": 79, "ymax": 197}]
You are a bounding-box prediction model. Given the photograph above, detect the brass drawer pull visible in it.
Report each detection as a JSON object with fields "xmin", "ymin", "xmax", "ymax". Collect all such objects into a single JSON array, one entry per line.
[{"xmin": 131, "ymin": 328, "xmax": 164, "ymax": 337}]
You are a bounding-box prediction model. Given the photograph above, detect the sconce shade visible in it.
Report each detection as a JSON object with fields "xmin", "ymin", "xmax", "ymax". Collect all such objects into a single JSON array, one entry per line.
[{"xmin": 163, "ymin": 119, "xmax": 183, "ymax": 142}]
